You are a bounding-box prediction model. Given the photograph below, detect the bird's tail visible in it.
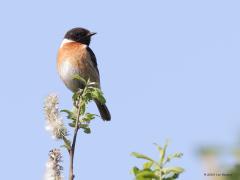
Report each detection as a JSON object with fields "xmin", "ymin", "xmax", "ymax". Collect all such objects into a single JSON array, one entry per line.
[{"xmin": 95, "ymin": 100, "xmax": 111, "ymax": 121}]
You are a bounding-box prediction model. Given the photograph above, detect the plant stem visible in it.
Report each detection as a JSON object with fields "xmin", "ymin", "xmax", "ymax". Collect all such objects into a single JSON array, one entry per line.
[
  {"xmin": 159, "ymin": 168, "xmax": 162, "ymax": 180},
  {"xmin": 69, "ymin": 126, "xmax": 79, "ymax": 180},
  {"xmin": 69, "ymin": 97, "xmax": 82, "ymax": 180}
]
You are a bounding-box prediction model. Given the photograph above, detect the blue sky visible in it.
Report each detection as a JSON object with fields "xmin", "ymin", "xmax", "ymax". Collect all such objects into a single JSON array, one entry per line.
[{"xmin": 0, "ymin": 0, "xmax": 240, "ymax": 179}]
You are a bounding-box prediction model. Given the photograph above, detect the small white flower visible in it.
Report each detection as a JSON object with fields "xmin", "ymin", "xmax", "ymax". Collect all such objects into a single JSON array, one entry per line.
[
  {"xmin": 44, "ymin": 94, "xmax": 67, "ymax": 139},
  {"xmin": 44, "ymin": 149, "xmax": 64, "ymax": 180}
]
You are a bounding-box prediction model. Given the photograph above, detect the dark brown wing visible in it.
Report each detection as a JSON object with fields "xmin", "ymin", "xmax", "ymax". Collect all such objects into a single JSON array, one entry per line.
[{"xmin": 87, "ymin": 47, "xmax": 99, "ymax": 75}]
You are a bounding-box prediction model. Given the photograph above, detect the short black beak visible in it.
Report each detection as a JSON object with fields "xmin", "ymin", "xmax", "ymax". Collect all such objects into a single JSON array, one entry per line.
[{"xmin": 88, "ymin": 32, "xmax": 97, "ymax": 37}]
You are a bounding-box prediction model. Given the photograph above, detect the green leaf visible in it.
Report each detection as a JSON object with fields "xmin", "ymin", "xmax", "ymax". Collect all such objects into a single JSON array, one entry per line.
[
  {"xmin": 83, "ymin": 127, "xmax": 91, "ymax": 134},
  {"xmin": 62, "ymin": 136, "xmax": 71, "ymax": 151},
  {"xmin": 131, "ymin": 152, "xmax": 155, "ymax": 162},
  {"xmin": 79, "ymin": 124, "xmax": 89, "ymax": 128},
  {"xmin": 72, "ymin": 92, "xmax": 79, "ymax": 102},
  {"xmin": 165, "ymin": 153, "xmax": 183, "ymax": 163},
  {"xmin": 82, "ymin": 91, "xmax": 93, "ymax": 103},
  {"xmin": 156, "ymin": 141, "xmax": 168, "ymax": 165},
  {"xmin": 162, "ymin": 173, "xmax": 180, "ymax": 180},
  {"xmin": 82, "ymin": 113, "xmax": 97, "ymax": 122},
  {"xmin": 72, "ymin": 74, "xmax": 86, "ymax": 86},
  {"xmin": 91, "ymin": 88, "xmax": 106, "ymax": 104},
  {"xmin": 136, "ymin": 177, "xmax": 152, "ymax": 180},
  {"xmin": 68, "ymin": 122, "xmax": 75, "ymax": 128},
  {"xmin": 131, "ymin": 142, "xmax": 184, "ymax": 180},
  {"xmin": 162, "ymin": 167, "xmax": 184, "ymax": 174},
  {"xmin": 79, "ymin": 124, "xmax": 91, "ymax": 134},
  {"xmin": 136, "ymin": 169, "xmax": 159, "ymax": 179},
  {"xmin": 171, "ymin": 152, "xmax": 183, "ymax": 158},
  {"xmin": 60, "ymin": 109, "xmax": 72, "ymax": 114},
  {"xmin": 61, "ymin": 109, "xmax": 76, "ymax": 120},
  {"xmin": 132, "ymin": 167, "xmax": 140, "ymax": 175},
  {"xmin": 143, "ymin": 161, "xmax": 154, "ymax": 169},
  {"xmin": 79, "ymin": 102, "xmax": 86, "ymax": 115}
]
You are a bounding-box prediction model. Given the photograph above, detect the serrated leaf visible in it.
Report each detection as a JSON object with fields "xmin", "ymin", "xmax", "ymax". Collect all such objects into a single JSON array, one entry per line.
[
  {"xmin": 72, "ymin": 74, "xmax": 86, "ymax": 86},
  {"xmin": 131, "ymin": 152, "xmax": 155, "ymax": 162},
  {"xmin": 83, "ymin": 91, "xmax": 93, "ymax": 103},
  {"xmin": 91, "ymin": 88, "xmax": 106, "ymax": 104}
]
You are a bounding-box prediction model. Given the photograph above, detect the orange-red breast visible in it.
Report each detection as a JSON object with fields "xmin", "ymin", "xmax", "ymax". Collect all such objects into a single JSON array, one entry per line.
[{"xmin": 57, "ymin": 27, "xmax": 111, "ymax": 121}]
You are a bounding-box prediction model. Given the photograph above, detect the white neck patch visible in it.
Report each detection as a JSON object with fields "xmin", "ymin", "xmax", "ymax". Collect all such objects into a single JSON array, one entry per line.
[{"xmin": 60, "ymin": 39, "xmax": 75, "ymax": 48}]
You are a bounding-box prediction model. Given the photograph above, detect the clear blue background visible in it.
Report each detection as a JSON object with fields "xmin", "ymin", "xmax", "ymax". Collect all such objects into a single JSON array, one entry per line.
[{"xmin": 0, "ymin": 0, "xmax": 239, "ymax": 179}]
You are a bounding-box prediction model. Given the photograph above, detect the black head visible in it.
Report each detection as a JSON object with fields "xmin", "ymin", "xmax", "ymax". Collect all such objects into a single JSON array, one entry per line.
[{"xmin": 64, "ymin": 27, "xmax": 96, "ymax": 46}]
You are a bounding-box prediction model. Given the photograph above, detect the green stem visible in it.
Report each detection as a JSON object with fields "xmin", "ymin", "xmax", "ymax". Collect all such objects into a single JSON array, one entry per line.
[{"xmin": 68, "ymin": 93, "xmax": 83, "ymax": 180}]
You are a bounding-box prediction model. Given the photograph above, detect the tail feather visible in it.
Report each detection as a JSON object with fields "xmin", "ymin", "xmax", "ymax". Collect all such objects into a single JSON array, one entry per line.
[{"xmin": 95, "ymin": 100, "xmax": 111, "ymax": 121}]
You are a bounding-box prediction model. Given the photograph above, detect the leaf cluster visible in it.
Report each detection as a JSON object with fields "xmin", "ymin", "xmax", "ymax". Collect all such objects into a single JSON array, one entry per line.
[
  {"xmin": 131, "ymin": 142, "xmax": 184, "ymax": 180},
  {"xmin": 60, "ymin": 75, "xmax": 106, "ymax": 151}
]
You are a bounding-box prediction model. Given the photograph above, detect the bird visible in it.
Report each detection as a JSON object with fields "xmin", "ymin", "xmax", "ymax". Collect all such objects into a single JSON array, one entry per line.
[{"xmin": 57, "ymin": 27, "xmax": 111, "ymax": 121}]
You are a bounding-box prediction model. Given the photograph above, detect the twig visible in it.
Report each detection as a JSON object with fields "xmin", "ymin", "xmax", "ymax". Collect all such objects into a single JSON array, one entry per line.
[
  {"xmin": 68, "ymin": 126, "xmax": 79, "ymax": 180},
  {"xmin": 69, "ymin": 95, "xmax": 83, "ymax": 180}
]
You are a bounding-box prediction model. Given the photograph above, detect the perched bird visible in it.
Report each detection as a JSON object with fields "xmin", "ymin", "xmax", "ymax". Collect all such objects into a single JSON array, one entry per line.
[{"xmin": 57, "ymin": 27, "xmax": 111, "ymax": 121}]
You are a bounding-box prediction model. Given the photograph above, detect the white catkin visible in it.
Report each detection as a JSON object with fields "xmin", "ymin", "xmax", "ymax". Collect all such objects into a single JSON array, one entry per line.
[
  {"xmin": 44, "ymin": 149, "xmax": 63, "ymax": 180},
  {"xmin": 43, "ymin": 94, "xmax": 67, "ymax": 139}
]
